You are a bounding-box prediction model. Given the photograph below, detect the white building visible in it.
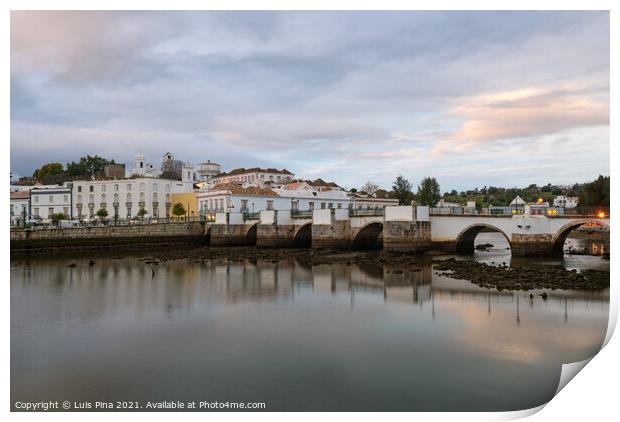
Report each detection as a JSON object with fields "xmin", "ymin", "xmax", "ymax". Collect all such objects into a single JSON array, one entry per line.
[
  {"xmin": 10, "ymin": 191, "xmax": 30, "ymax": 225},
  {"xmin": 29, "ymin": 186, "xmax": 73, "ymax": 221},
  {"xmin": 71, "ymin": 177, "xmax": 193, "ymax": 220},
  {"xmin": 197, "ymin": 182, "xmax": 352, "ymax": 216},
  {"xmin": 553, "ymin": 195, "xmax": 579, "ymax": 208},
  {"xmin": 212, "ymin": 167, "xmax": 295, "ymax": 188}
]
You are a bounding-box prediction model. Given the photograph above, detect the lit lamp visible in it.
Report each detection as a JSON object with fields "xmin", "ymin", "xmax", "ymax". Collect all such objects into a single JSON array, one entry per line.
[{"xmin": 598, "ymin": 211, "xmax": 606, "ymax": 218}]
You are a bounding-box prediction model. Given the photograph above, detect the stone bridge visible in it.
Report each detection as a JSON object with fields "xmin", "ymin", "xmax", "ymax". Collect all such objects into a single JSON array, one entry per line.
[{"xmin": 206, "ymin": 206, "xmax": 609, "ymax": 257}]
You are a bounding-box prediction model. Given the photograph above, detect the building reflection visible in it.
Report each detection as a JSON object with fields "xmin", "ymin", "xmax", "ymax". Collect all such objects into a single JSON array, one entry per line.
[{"xmin": 11, "ymin": 255, "xmax": 609, "ymax": 328}]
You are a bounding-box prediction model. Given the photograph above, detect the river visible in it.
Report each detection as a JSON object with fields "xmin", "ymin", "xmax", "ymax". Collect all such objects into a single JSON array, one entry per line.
[{"xmin": 11, "ymin": 233, "xmax": 609, "ymax": 411}]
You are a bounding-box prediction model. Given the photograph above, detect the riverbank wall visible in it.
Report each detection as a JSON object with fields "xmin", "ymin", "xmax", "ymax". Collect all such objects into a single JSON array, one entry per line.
[{"xmin": 10, "ymin": 222, "xmax": 207, "ymax": 252}]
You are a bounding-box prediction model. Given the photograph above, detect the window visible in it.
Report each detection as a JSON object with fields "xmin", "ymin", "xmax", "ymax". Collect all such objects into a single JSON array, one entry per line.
[
  {"xmin": 10, "ymin": 204, "xmax": 14, "ymax": 215},
  {"xmin": 267, "ymin": 200, "xmax": 274, "ymax": 210},
  {"xmin": 89, "ymin": 185, "xmax": 94, "ymax": 192},
  {"xmin": 139, "ymin": 192, "xmax": 145, "ymax": 202},
  {"xmin": 291, "ymin": 200, "xmax": 299, "ymax": 210},
  {"xmin": 34, "ymin": 196, "xmax": 38, "ymax": 204},
  {"xmin": 219, "ymin": 199, "xmax": 224, "ymax": 210},
  {"xmin": 241, "ymin": 200, "xmax": 248, "ymax": 212},
  {"xmin": 33, "ymin": 208, "xmax": 39, "ymax": 217},
  {"xmin": 140, "ymin": 162, "xmax": 143, "ymax": 168},
  {"xmin": 48, "ymin": 207, "xmax": 54, "ymax": 216},
  {"xmin": 153, "ymin": 183, "xmax": 158, "ymax": 192},
  {"xmin": 89, "ymin": 194, "xmax": 94, "ymax": 203},
  {"xmin": 337, "ymin": 203, "xmax": 342, "ymax": 209},
  {"xmin": 127, "ymin": 184, "xmax": 132, "ymax": 191},
  {"xmin": 114, "ymin": 193, "xmax": 119, "ymax": 203},
  {"xmin": 101, "ymin": 185, "xmax": 106, "ymax": 192},
  {"xmin": 309, "ymin": 202, "xmax": 314, "ymax": 210},
  {"xmin": 139, "ymin": 183, "xmax": 145, "ymax": 191},
  {"xmin": 321, "ymin": 202, "xmax": 326, "ymax": 209},
  {"xmin": 114, "ymin": 184, "xmax": 119, "ymax": 192},
  {"xmin": 77, "ymin": 186, "xmax": 82, "ymax": 193},
  {"xmin": 63, "ymin": 207, "xmax": 69, "ymax": 215},
  {"xmin": 64, "ymin": 194, "xmax": 68, "ymax": 202},
  {"xmin": 165, "ymin": 185, "xmax": 170, "ymax": 193},
  {"xmin": 269, "ymin": 175, "xmax": 273, "ymax": 181},
  {"xmin": 127, "ymin": 193, "xmax": 132, "ymax": 202},
  {"xmin": 153, "ymin": 193, "xmax": 158, "ymax": 202},
  {"xmin": 49, "ymin": 196, "xmax": 54, "ymax": 203},
  {"xmin": 101, "ymin": 193, "xmax": 106, "ymax": 202},
  {"xmin": 328, "ymin": 203, "xmax": 333, "ymax": 208}
]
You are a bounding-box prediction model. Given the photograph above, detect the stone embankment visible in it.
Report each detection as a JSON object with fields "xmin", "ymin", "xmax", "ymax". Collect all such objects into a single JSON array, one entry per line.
[{"xmin": 10, "ymin": 222, "xmax": 207, "ymax": 252}]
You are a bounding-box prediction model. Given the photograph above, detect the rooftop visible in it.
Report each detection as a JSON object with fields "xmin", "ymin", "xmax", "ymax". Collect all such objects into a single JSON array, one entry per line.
[
  {"xmin": 216, "ymin": 167, "xmax": 294, "ymax": 177},
  {"xmin": 204, "ymin": 183, "xmax": 279, "ymax": 197},
  {"xmin": 10, "ymin": 191, "xmax": 29, "ymax": 199}
]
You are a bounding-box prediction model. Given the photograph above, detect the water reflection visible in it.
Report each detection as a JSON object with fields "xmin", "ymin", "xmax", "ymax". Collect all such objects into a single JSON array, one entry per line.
[{"xmin": 11, "ymin": 253, "xmax": 609, "ymax": 411}]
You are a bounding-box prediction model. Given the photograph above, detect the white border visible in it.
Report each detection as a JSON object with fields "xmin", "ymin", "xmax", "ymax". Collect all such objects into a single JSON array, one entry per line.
[{"xmin": 4, "ymin": 1, "xmax": 616, "ymax": 421}]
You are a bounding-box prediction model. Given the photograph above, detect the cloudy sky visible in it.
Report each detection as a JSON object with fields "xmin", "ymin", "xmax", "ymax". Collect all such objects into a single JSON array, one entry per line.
[{"xmin": 10, "ymin": 11, "xmax": 609, "ymax": 191}]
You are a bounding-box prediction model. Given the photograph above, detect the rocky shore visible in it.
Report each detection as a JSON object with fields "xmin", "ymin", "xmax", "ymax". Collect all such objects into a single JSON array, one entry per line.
[
  {"xmin": 127, "ymin": 246, "xmax": 609, "ymax": 292},
  {"xmin": 433, "ymin": 258, "xmax": 609, "ymax": 291}
]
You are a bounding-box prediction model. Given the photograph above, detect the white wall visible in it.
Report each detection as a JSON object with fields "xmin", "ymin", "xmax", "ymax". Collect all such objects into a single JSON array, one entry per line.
[
  {"xmin": 416, "ymin": 206, "xmax": 430, "ymax": 222},
  {"xmin": 72, "ymin": 177, "xmax": 185, "ymax": 219},
  {"xmin": 313, "ymin": 209, "xmax": 332, "ymax": 225},
  {"xmin": 30, "ymin": 189, "xmax": 72, "ymax": 220},
  {"xmin": 385, "ymin": 206, "xmax": 413, "ymax": 222}
]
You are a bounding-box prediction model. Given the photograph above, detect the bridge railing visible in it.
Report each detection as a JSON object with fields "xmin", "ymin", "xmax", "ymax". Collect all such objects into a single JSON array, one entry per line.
[
  {"xmin": 349, "ymin": 207, "xmax": 385, "ymax": 217},
  {"xmin": 242, "ymin": 212, "xmax": 261, "ymax": 221},
  {"xmin": 429, "ymin": 205, "xmax": 609, "ymax": 218},
  {"xmin": 548, "ymin": 206, "xmax": 609, "ymax": 218},
  {"xmin": 290, "ymin": 209, "xmax": 314, "ymax": 218}
]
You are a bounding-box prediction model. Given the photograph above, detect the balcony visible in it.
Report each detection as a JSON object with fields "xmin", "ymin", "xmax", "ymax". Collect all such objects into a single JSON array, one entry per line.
[
  {"xmin": 99, "ymin": 203, "xmax": 107, "ymax": 209},
  {"xmin": 125, "ymin": 202, "xmax": 132, "ymax": 208},
  {"xmin": 138, "ymin": 202, "xmax": 146, "ymax": 208},
  {"xmin": 88, "ymin": 203, "xmax": 95, "ymax": 209}
]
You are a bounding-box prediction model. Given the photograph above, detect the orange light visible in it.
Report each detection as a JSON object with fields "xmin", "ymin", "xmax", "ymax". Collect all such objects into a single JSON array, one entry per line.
[
  {"xmin": 598, "ymin": 211, "xmax": 606, "ymax": 218},
  {"xmin": 537, "ymin": 197, "xmax": 544, "ymax": 204}
]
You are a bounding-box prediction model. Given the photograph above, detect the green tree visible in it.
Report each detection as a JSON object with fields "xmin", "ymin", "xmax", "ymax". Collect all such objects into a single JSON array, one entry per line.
[
  {"xmin": 67, "ymin": 155, "xmax": 114, "ymax": 176},
  {"xmin": 33, "ymin": 163, "xmax": 63, "ymax": 181},
  {"xmin": 172, "ymin": 202, "xmax": 187, "ymax": 218},
  {"xmin": 50, "ymin": 212, "xmax": 67, "ymax": 226},
  {"xmin": 391, "ymin": 175, "xmax": 414, "ymax": 205},
  {"xmin": 417, "ymin": 177, "xmax": 441, "ymax": 206},
  {"xmin": 578, "ymin": 175, "xmax": 610, "ymax": 207},
  {"xmin": 137, "ymin": 207, "xmax": 148, "ymax": 219},
  {"xmin": 96, "ymin": 208, "xmax": 108, "ymax": 219}
]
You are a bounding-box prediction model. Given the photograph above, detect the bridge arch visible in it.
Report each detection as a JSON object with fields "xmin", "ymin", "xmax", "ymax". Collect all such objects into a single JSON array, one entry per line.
[
  {"xmin": 352, "ymin": 222, "xmax": 383, "ymax": 249},
  {"xmin": 551, "ymin": 219, "xmax": 609, "ymax": 257},
  {"xmin": 454, "ymin": 223, "xmax": 511, "ymax": 254},
  {"xmin": 293, "ymin": 223, "xmax": 312, "ymax": 248},
  {"xmin": 245, "ymin": 223, "xmax": 258, "ymax": 246}
]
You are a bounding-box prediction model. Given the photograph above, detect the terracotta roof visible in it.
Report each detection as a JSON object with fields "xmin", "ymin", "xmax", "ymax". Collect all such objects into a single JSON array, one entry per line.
[
  {"xmin": 216, "ymin": 167, "xmax": 294, "ymax": 177},
  {"xmin": 10, "ymin": 191, "xmax": 30, "ymax": 199},
  {"xmin": 209, "ymin": 183, "xmax": 279, "ymax": 197}
]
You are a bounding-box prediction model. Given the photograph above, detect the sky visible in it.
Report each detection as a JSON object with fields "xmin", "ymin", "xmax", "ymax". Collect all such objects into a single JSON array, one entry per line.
[{"xmin": 10, "ymin": 11, "xmax": 610, "ymax": 192}]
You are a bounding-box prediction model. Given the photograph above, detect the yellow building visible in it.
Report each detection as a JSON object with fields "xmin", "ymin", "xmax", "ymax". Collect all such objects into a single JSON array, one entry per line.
[{"xmin": 170, "ymin": 192, "xmax": 199, "ymax": 219}]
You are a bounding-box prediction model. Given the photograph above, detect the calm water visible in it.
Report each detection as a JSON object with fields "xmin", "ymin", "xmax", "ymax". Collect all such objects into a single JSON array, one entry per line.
[{"xmin": 11, "ymin": 234, "xmax": 609, "ymax": 411}]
